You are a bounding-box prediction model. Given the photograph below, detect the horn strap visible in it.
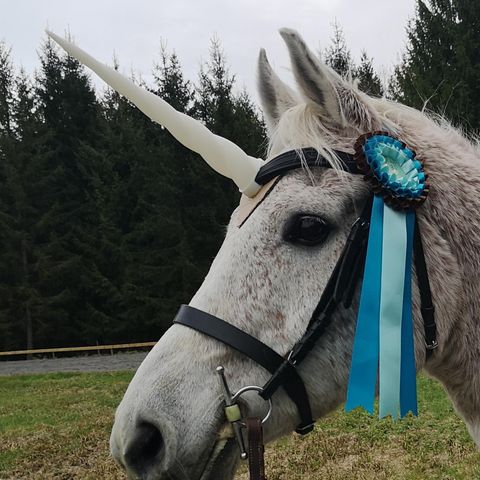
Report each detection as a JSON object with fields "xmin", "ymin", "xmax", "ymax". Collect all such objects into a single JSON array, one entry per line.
[{"xmin": 259, "ymin": 198, "xmax": 373, "ymax": 403}]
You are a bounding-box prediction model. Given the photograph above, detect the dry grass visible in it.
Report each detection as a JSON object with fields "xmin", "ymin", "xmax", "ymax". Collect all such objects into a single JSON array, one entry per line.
[
  {"xmin": 0, "ymin": 372, "xmax": 479, "ymax": 479},
  {"xmin": 0, "ymin": 372, "xmax": 128, "ymax": 479}
]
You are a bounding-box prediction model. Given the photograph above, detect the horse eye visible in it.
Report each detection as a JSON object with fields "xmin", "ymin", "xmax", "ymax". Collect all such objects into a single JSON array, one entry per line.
[{"xmin": 284, "ymin": 215, "xmax": 331, "ymax": 246}]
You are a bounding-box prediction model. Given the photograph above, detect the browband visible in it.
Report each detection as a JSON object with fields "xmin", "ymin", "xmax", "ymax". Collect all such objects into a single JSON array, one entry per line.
[{"xmin": 255, "ymin": 147, "xmax": 360, "ymax": 185}]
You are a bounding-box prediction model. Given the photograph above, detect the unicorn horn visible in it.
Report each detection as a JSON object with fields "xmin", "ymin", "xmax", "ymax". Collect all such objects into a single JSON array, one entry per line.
[{"xmin": 46, "ymin": 31, "xmax": 263, "ymax": 197}]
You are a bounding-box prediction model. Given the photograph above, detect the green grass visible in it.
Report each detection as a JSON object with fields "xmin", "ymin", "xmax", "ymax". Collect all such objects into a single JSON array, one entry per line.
[
  {"xmin": 0, "ymin": 372, "xmax": 132, "ymax": 479},
  {"xmin": 0, "ymin": 373, "xmax": 479, "ymax": 479}
]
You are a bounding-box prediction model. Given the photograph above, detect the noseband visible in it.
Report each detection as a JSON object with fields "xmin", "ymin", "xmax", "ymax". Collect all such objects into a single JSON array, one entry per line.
[{"xmin": 174, "ymin": 146, "xmax": 437, "ymax": 454}]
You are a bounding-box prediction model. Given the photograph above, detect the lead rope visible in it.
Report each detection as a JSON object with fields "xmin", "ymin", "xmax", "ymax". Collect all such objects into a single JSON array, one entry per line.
[{"xmin": 246, "ymin": 417, "xmax": 266, "ymax": 480}]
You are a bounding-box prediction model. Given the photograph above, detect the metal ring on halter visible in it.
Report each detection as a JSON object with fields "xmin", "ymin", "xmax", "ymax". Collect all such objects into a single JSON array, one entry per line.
[{"xmin": 231, "ymin": 386, "xmax": 273, "ymax": 425}]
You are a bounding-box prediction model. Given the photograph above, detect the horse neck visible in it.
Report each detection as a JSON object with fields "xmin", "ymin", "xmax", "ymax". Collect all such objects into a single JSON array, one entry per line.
[
  {"xmin": 421, "ymin": 132, "xmax": 480, "ymax": 443},
  {"xmin": 423, "ymin": 137, "xmax": 480, "ymax": 339}
]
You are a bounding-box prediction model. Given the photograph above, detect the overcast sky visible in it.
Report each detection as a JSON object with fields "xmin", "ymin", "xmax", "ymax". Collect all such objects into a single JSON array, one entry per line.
[{"xmin": 2, "ymin": 0, "xmax": 416, "ymax": 104}]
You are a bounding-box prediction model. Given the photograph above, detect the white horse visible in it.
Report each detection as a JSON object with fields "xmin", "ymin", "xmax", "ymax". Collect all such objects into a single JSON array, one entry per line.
[{"xmin": 49, "ymin": 28, "xmax": 480, "ymax": 480}]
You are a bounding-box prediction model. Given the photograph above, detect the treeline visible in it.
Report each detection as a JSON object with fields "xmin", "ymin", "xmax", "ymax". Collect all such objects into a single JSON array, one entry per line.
[
  {"xmin": 1, "ymin": 0, "xmax": 479, "ymax": 351},
  {"xmin": 0, "ymin": 37, "xmax": 265, "ymax": 350},
  {"xmin": 321, "ymin": 1, "xmax": 480, "ymax": 135}
]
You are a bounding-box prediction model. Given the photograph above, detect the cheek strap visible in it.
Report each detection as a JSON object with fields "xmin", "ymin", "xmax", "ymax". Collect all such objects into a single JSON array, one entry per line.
[{"xmin": 173, "ymin": 199, "xmax": 373, "ymax": 435}]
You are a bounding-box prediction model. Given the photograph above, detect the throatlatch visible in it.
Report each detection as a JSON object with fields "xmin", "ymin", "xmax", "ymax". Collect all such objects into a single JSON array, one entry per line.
[{"xmin": 174, "ymin": 133, "xmax": 437, "ymax": 460}]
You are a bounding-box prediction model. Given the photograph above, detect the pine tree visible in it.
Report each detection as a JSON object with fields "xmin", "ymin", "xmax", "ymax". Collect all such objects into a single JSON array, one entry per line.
[
  {"xmin": 152, "ymin": 46, "xmax": 198, "ymax": 306},
  {"xmin": 391, "ymin": 0, "xmax": 480, "ymax": 131},
  {"xmin": 191, "ymin": 37, "xmax": 266, "ymax": 278},
  {"xmin": 100, "ymin": 49, "xmax": 191, "ymax": 340},
  {"xmin": 4, "ymin": 71, "xmax": 47, "ymax": 351},
  {"xmin": 32, "ymin": 37, "xmax": 121, "ymax": 347},
  {"xmin": 0, "ymin": 42, "xmax": 14, "ymax": 138},
  {"xmin": 355, "ymin": 51, "xmax": 384, "ymax": 97},
  {"xmin": 191, "ymin": 38, "xmax": 241, "ymax": 271},
  {"xmin": 323, "ymin": 20, "xmax": 355, "ymax": 78},
  {"xmin": 0, "ymin": 45, "xmax": 52, "ymax": 350},
  {"xmin": 0, "ymin": 42, "xmax": 20, "ymax": 349}
]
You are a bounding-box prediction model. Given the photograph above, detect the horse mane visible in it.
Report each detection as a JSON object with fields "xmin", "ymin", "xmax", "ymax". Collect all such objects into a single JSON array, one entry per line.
[{"xmin": 266, "ymin": 86, "xmax": 480, "ymax": 174}]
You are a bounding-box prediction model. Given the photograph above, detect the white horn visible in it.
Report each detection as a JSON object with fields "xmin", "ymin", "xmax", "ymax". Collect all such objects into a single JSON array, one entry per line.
[{"xmin": 46, "ymin": 30, "xmax": 263, "ymax": 197}]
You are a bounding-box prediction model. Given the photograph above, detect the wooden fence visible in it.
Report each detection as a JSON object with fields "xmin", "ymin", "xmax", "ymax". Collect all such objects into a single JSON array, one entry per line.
[{"xmin": 0, "ymin": 342, "xmax": 156, "ymax": 358}]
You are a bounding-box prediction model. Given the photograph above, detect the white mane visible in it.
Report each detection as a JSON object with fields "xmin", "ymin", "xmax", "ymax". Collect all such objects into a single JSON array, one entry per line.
[{"xmin": 267, "ymin": 83, "xmax": 480, "ymax": 173}]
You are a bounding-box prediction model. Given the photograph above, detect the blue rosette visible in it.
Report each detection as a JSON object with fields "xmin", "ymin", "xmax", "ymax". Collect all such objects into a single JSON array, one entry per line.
[{"xmin": 353, "ymin": 132, "xmax": 429, "ymax": 210}]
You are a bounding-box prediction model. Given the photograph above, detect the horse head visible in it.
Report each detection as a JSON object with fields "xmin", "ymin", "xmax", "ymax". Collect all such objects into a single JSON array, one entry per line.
[{"xmin": 49, "ymin": 27, "xmax": 480, "ymax": 480}]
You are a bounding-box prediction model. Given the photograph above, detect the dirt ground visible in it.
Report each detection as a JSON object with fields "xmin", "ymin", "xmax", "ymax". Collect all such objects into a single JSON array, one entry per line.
[{"xmin": 0, "ymin": 351, "xmax": 148, "ymax": 375}]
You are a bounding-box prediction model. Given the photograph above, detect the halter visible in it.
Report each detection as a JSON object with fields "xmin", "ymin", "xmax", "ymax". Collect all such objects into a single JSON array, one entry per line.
[{"xmin": 173, "ymin": 146, "xmax": 437, "ymax": 456}]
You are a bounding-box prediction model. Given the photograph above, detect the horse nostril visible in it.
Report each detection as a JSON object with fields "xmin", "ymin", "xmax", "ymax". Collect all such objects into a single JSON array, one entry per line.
[{"xmin": 124, "ymin": 422, "xmax": 164, "ymax": 475}]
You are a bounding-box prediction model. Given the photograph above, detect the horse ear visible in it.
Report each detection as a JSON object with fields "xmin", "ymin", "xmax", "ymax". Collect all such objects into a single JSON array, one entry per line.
[
  {"xmin": 279, "ymin": 28, "xmax": 343, "ymax": 124},
  {"xmin": 279, "ymin": 28, "xmax": 375, "ymax": 130},
  {"xmin": 257, "ymin": 48, "xmax": 299, "ymax": 132}
]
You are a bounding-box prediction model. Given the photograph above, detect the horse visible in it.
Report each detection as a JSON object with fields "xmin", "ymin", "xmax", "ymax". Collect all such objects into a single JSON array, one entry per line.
[{"xmin": 49, "ymin": 28, "xmax": 480, "ymax": 480}]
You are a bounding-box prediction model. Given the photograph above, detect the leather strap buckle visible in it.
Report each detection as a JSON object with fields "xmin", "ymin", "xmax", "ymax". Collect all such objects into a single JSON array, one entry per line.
[
  {"xmin": 295, "ymin": 422, "xmax": 315, "ymax": 435},
  {"xmin": 217, "ymin": 366, "xmax": 273, "ymax": 460}
]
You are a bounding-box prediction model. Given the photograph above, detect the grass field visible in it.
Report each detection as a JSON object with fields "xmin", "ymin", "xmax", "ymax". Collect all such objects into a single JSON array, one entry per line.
[{"xmin": 0, "ymin": 372, "xmax": 479, "ymax": 480}]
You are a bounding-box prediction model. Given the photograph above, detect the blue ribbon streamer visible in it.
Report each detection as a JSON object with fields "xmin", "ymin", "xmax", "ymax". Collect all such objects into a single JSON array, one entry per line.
[
  {"xmin": 346, "ymin": 197, "xmax": 418, "ymax": 419},
  {"xmin": 400, "ymin": 211, "xmax": 418, "ymax": 417},
  {"xmin": 346, "ymin": 195, "xmax": 383, "ymax": 414},
  {"xmin": 378, "ymin": 205, "xmax": 408, "ymax": 419}
]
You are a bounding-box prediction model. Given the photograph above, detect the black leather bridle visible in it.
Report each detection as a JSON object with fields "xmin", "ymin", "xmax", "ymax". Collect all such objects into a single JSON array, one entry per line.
[{"xmin": 174, "ymin": 148, "xmax": 437, "ymax": 435}]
